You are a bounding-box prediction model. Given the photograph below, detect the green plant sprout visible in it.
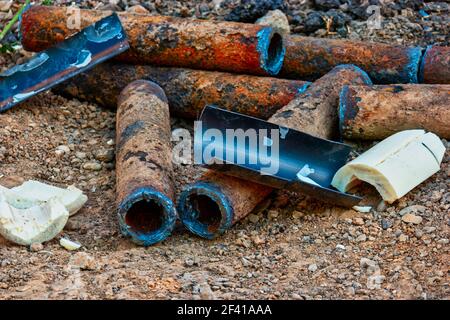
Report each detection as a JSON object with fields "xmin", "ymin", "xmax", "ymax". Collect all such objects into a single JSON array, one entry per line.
[{"xmin": 0, "ymin": 0, "xmax": 31, "ymax": 43}]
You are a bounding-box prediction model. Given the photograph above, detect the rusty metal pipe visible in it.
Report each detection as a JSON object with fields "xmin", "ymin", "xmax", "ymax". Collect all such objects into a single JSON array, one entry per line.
[
  {"xmin": 20, "ymin": 5, "xmax": 285, "ymax": 76},
  {"xmin": 178, "ymin": 65, "xmax": 373, "ymax": 239},
  {"xmin": 280, "ymin": 35, "xmax": 422, "ymax": 84},
  {"xmin": 54, "ymin": 63, "xmax": 310, "ymax": 119},
  {"xmin": 116, "ymin": 80, "xmax": 177, "ymax": 246},
  {"xmin": 419, "ymin": 45, "xmax": 450, "ymax": 84},
  {"xmin": 340, "ymin": 84, "xmax": 450, "ymax": 140}
]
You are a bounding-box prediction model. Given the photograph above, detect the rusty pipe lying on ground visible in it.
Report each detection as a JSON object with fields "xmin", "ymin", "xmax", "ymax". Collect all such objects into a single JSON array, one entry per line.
[
  {"xmin": 419, "ymin": 45, "xmax": 450, "ymax": 84},
  {"xmin": 178, "ymin": 65, "xmax": 373, "ymax": 239},
  {"xmin": 339, "ymin": 84, "xmax": 450, "ymax": 140},
  {"xmin": 116, "ymin": 80, "xmax": 177, "ymax": 246},
  {"xmin": 20, "ymin": 5, "xmax": 285, "ymax": 76},
  {"xmin": 280, "ymin": 35, "xmax": 423, "ymax": 84},
  {"xmin": 54, "ymin": 63, "xmax": 310, "ymax": 119}
]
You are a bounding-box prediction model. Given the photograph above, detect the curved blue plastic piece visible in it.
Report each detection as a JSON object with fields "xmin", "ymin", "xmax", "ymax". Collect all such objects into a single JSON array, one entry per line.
[{"xmin": 0, "ymin": 12, "xmax": 129, "ymax": 112}]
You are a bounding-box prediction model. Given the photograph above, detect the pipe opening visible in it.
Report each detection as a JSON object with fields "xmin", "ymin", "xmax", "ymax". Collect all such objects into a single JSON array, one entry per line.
[
  {"xmin": 267, "ymin": 33, "xmax": 283, "ymax": 68},
  {"xmin": 189, "ymin": 194, "xmax": 222, "ymax": 233},
  {"xmin": 124, "ymin": 199, "xmax": 164, "ymax": 234}
]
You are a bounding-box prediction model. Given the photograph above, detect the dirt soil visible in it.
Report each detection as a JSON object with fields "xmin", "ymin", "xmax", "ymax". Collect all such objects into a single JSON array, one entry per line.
[{"xmin": 0, "ymin": 1, "xmax": 449, "ymax": 299}]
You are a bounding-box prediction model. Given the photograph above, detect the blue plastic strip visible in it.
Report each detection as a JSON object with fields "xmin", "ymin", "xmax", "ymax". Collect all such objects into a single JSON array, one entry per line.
[{"xmin": 0, "ymin": 13, "xmax": 129, "ymax": 112}]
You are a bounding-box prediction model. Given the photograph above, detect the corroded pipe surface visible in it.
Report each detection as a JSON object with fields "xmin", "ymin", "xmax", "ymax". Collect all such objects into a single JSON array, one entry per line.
[
  {"xmin": 178, "ymin": 65, "xmax": 373, "ymax": 239},
  {"xmin": 340, "ymin": 84, "xmax": 450, "ymax": 140},
  {"xmin": 419, "ymin": 45, "xmax": 450, "ymax": 84},
  {"xmin": 116, "ymin": 80, "xmax": 177, "ymax": 246},
  {"xmin": 54, "ymin": 63, "xmax": 310, "ymax": 119},
  {"xmin": 280, "ymin": 35, "xmax": 422, "ymax": 84},
  {"xmin": 271, "ymin": 64, "xmax": 372, "ymax": 140},
  {"xmin": 20, "ymin": 5, "xmax": 285, "ymax": 76}
]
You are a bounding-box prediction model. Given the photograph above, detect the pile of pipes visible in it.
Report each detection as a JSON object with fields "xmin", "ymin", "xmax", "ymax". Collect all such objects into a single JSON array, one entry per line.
[{"xmin": 0, "ymin": 5, "xmax": 448, "ymax": 246}]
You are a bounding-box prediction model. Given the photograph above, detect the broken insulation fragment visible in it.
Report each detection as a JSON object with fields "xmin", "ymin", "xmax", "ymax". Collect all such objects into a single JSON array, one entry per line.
[
  {"xmin": 332, "ymin": 130, "xmax": 445, "ymax": 203},
  {"xmin": 8, "ymin": 180, "xmax": 88, "ymax": 216},
  {"xmin": 60, "ymin": 237, "xmax": 82, "ymax": 251},
  {"xmin": 0, "ymin": 193, "xmax": 68, "ymax": 246},
  {"xmin": 0, "ymin": 181, "xmax": 87, "ymax": 245}
]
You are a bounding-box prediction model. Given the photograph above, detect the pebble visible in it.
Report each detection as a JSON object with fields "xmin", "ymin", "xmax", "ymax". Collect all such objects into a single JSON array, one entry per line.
[
  {"xmin": 336, "ymin": 244, "xmax": 346, "ymax": 251},
  {"xmin": 399, "ymin": 205, "xmax": 426, "ymax": 216},
  {"xmin": 70, "ymin": 252, "xmax": 96, "ymax": 270},
  {"xmin": 29, "ymin": 242, "xmax": 43, "ymax": 252},
  {"xmin": 94, "ymin": 149, "xmax": 114, "ymax": 163},
  {"xmin": 353, "ymin": 217, "xmax": 364, "ymax": 226},
  {"xmin": 356, "ymin": 234, "xmax": 367, "ymax": 242},
  {"xmin": 402, "ymin": 213, "xmax": 423, "ymax": 225},
  {"xmin": 248, "ymin": 214, "xmax": 260, "ymax": 223},
  {"xmin": 83, "ymin": 161, "xmax": 102, "ymax": 171},
  {"xmin": 376, "ymin": 201, "xmax": 387, "ymax": 212},
  {"xmin": 308, "ymin": 264, "xmax": 318, "ymax": 272},
  {"xmin": 75, "ymin": 152, "xmax": 87, "ymax": 159},
  {"xmin": 127, "ymin": 4, "xmax": 149, "ymax": 14},
  {"xmin": 268, "ymin": 210, "xmax": 279, "ymax": 219},
  {"xmin": 360, "ymin": 257, "xmax": 377, "ymax": 269},
  {"xmin": 292, "ymin": 210, "xmax": 304, "ymax": 219},
  {"xmin": 398, "ymin": 234, "xmax": 409, "ymax": 242},
  {"xmin": 381, "ymin": 219, "xmax": 392, "ymax": 230}
]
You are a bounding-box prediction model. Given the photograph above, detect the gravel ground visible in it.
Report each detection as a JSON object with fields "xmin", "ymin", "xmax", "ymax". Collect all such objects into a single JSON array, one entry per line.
[{"xmin": 0, "ymin": 1, "xmax": 449, "ymax": 299}]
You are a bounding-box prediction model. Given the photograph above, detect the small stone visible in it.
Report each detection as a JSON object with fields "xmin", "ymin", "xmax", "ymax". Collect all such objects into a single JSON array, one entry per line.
[
  {"xmin": 423, "ymin": 226, "xmax": 436, "ymax": 233},
  {"xmin": 336, "ymin": 244, "xmax": 346, "ymax": 251},
  {"xmin": 255, "ymin": 9, "xmax": 290, "ymax": 35},
  {"xmin": 292, "ymin": 210, "xmax": 304, "ymax": 219},
  {"xmin": 399, "ymin": 205, "xmax": 426, "ymax": 216},
  {"xmin": 402, "ymin": 213, "xmax": 423, "ymax": 225},
  {"xmin": 308, "ymin": 264, "xmax": 318, "ymax": 272},
  {"xmin": 127, "ymin": 4, "xmax": 149, "ymax": 14},
  {"xmin": 376, "ymin": 200, "xmax": 387, "ymax": 212},
  {"xmin": 360, "ymin": 257, "xmax": 377, "ymax": 269},
  {"xmin": 75, "ymin": 152, "xmax": 87, "ymax": 159},
  {"xmin": 356, "ymin": 234, "xmax": 367, "ymax": 242},
  {"xmin": 304, "ymin": 11, "xmax": 326, "ymax": 33},
  {"xmin": 268, "ymin": 210, "xmax": 279, "ymax": 219},
  {"xmin": 71, "ymin": 252, "xmax": 96, "ymax": 270},
  {"xmin": 106, "ymin": 139, "xmax": 115, "ymax": 146},
  {"xmin": 252, "ymin": 236, "xmax": 265, "ymax": 245},
  {"xmin": 248, "ymin": 214, "xmax": 260, "ymax": 223},
  {"xmin": 83, "ymin": 161, "xmax": 102, "ymax": 171},
  {"xmin": 353, "ymin": 217, "xmax": 364, "ymax": 226},
  {"xmin": 415, "ymin": 230, "xmax": 423, "ymax": 239},
  {"xmin": 185, "ymin": 257, "xmax": 195, "ymax": 267},
  {"xmin": 381, "ymin": 219, "xmax": 392, "ymax": 230},
  {"xmin": 314, "ymin": 0, "xmax": 341, "ymax": 10},
  {"xmin": 56, "ymin": 145, "xmax": 70, "ymax": 154},
  {"xmin": 398, "ymin": 234, "xmax": 409, "ymax": 242},
  {"xmin": 29, "ymin": 242, "xmax": 43, "ymax": 252},
  {"xmin": 94, "ymin": 149, "xmax": 114, "ymax": 163}
]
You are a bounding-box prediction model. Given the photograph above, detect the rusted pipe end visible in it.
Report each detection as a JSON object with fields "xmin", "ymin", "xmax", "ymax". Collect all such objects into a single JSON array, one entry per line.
[
  {"xmin": 337, "ymin": 64, "xmax": 373, "ymax": 138},
  {"xmin": 118, "ymin": 187, "xmax": 177, "ymax": 246},
  {"xmin": 257, "ymin": 28, "xmax": 285, "ymax": 76},
  {"xmin": 177, "ymin": 182, "xmax": 233, "ymax": 239}
]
